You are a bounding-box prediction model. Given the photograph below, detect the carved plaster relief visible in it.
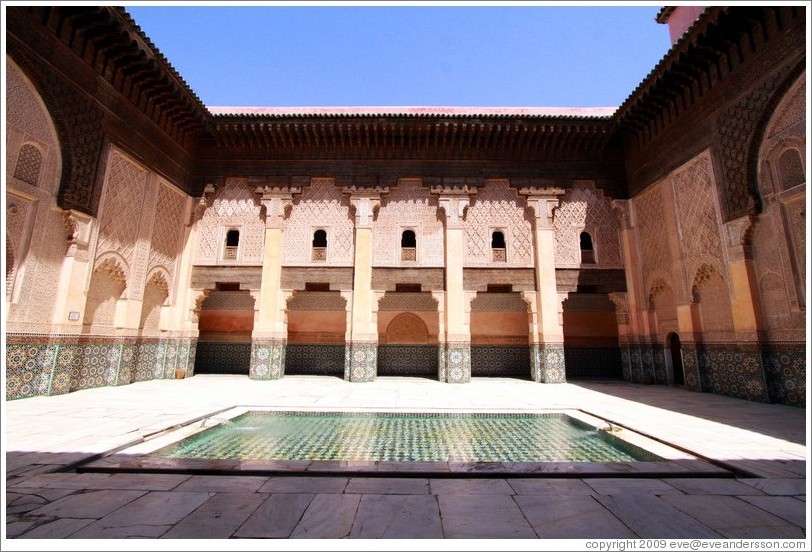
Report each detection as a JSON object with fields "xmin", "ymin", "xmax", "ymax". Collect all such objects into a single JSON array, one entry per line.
[
  {"xmin": 94, "ymin": 150, "xmax": 147, "ymax": 274},
  {"xmin": 373, "ymin": 180, "xmax": 444, "ymax": 267},
  {"xmin": 283, "ymin": 179, "xmax": 354, "ymax": 266},
  {"xmin": 633, "ymin": 182, "xmax": 673, "ymax": 295},
  {"xmin": 673, "ymin": 154, "xmax": 728, "ymax": 283},
  {"xmin": 464, "ymin": 180, "xmax": 533, "ymax": 267},
  {"xmin": 196, "ymin": 178, "xmax": 265, "ymax": 265},
  {"xmin": 148, "ymin": 182, "xmax": 186, "ymax": 284},
  {"xmin": 553, "ymin": 182, "xmax": 622, "ymax": 267}
]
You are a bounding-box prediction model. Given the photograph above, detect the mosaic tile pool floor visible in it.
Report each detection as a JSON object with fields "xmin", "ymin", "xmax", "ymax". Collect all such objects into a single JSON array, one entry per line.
[{"xmin": 148, "ymin": 411, "xmax": 664, "ymax": 463}]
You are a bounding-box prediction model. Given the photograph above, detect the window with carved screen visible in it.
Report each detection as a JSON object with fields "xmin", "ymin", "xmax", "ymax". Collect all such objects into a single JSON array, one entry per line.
[
  {"xmin": 491, "ymin": 230, "xmax": 506, "ymax": 262},
  {"xmin": 401, "ymin": 229, "xmax": 416, "ymax": 261},
  {"xmin": 312, "ymin": 229, "xmax": 327, "ymax": 261},
  {"xmin": 777, "ymin": 149, "xmax": 805, "ymax": 191},
  {"xmin": 224, "ymin": 229, "xmax": 240, "ymax": 261},
  {"xmin": 13, "ymin": 144, "xmax": 42, "ymax": 186},
  {"xmin": 580, "ymin": 231, "xmax": 595, "ymax": 264}
]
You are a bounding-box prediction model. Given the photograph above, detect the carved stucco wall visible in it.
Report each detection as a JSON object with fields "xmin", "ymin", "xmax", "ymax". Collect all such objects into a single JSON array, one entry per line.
[
  {"xmin": 196, "ymin": 178, "xmax": 265, "ymax": 265},
  {"xmin": 464, "ymin": 180, "xmax": 534, "ymax": 267},
  {"xmin": 633, "ymin": 181, "xmax": 674, "ymax": 303},
  {"xmin": 752, "ymin": 74, "xmax": 806, "ymax": 337},
  {"xmin": 553, "ymin": 182, "xmax": 622, "ymax": 267},
  {"xmin": 93, "ymin": 149, "xmax": 147, "ymax": 289},
  {"xmin": 84, "ymin": 266, "xmax": 126, "ymax": 328},
  {"xmin": 140, "ymin": 275, "xmax": 169, "ymax": 334},
  {"xmin": 84, "ymin": 146, "xmax": 187, "ymax": 331},
  {"xmin": 148, "ymin": 182, "xmax": 186, "ymax": 287},
  {"xmin": 672, "ymin": 154, "xmax": 729, "ymax": 285},
  {"xmin": 373, "ymin": 180, "xmax": 444, "ymax": 267},
  {"xmin": 5, "ymin": 59, "xmax": 67, "ymax": 331},
  {"xmin": 283, "ymin": 178, "xmax": 354, "ymax": 266},
  {"xmin": 650, "ymin": 279, "xmax": 678, "ymax": 339},
  {"xmin": 693, "ymin": 264, "xmax": 734, "ymax": 335}
]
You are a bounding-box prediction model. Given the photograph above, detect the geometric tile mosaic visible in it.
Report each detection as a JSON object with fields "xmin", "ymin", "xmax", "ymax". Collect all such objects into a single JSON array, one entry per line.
[
  {"xmin": 150, "ymin": 411, "xmax": 665, "ymax": 463},
  {"xmin": 5, "ymin": 334, "xmax": 195, "ymax": 400},
  {"xmin": 378, "ymin": 345, "xmax": 439, "ymax": 377},
  {"xmin": 563, "ymin": 347, "xmax": 623, "ymax": 379},
  {"xmin": 470, "ymin": 345, "xmax": 531, "ymax": 379}
]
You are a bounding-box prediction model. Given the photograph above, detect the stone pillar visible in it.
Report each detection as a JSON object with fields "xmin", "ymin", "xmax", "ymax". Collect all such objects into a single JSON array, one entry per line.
[
  {"xmin": 343, "ymin": 187, "xmax": 387, "ymax": 382},
  {"xmin": 725, "ymin": 215, "xmax": 763, "ymax": 338},
  {"xmin": 520, "ymin": 290, "xmax": 543, "ymax": 382},
  {"xmin": 522, "ymin": 189, "xmax": 566, "ymax": 383},
  {"xmin": 433, "ymin": 186, "xmax": 476, "ymax": 383},
  {"xmin": 161, "ymin": 196, "xmax": 200, "ymax": 379},
  {"xmin": 431, "ymin": 290, "xmax": 447, "ymax": 381},
  {"xmin": 250, "ymin": 185, "xmax": 300, "ymax": 380},
  {"xmin": 51, "ymin": 210, "xmax": 93, "ymax": 330},
  {"xmin": 611, "ymin": 199, "xmax": 644, "ymax": 383}
]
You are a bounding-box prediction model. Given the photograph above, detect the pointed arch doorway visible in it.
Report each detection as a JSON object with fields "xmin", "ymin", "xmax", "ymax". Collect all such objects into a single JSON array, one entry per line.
[{"xmin": 667, "ymin": 332, "xmax": 685, "ymax": 386}]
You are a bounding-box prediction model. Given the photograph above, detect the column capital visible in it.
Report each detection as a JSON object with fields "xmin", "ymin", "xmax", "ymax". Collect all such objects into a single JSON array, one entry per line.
[
  {"xmin": 343, "ymin": 186, "xmax": 388, "ymax": 227},
  {"xmin": 193, "ymin": 183, "xmax": 217, "ymax": 223},
  {"xmin": 724, "ymin": 214, "xmax": 758, "ymax": 260},
  {"xmin": 432, "ymin": 186, "xmax": 477, "ymax": 228},
  {"xmin": 521, "ymin": 189, "xmax": 565, "ymax": 229},
  {"xmin": 607, "ymin": 292, "xmax": 628, "ymax": 314},
  {"xmin": 62, "ymin": 209, "xmax": 93, "ymax": 260},
  {"xmin": 611, "ymin": 199, "xmax": 635, "ymax": 230},
  {"xmin": 256, "ymin": 185, "xmax": 301, "ymax": 229}
]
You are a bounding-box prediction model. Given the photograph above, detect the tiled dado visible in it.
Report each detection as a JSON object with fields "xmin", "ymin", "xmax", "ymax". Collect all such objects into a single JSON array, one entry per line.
[
  {"xmin": 442, "ymin": 342, "xmax": 471, "ymax": 383},
  {"xmin": 563, "ymin": 347, "xmax": 623, "ymax": 380},
  {"xmin": 378, "ymin": 345, "xmax": 439, "ymax": 377},
  {"xmin": 344, "ymin": 341, "xmax": 377, "ymax": 382},
  {"xmin": 539, "ymin": 343, "xmax": 566, "ymax": 383},
  {"xmin": 619, "ymin": 340, "xmax": 802, "ymax": 406},
  {"xmin": 249, "ymin": 339, "xmax": 286, "ymax": 380},
  {"xmin": 761, "ymin": 343, "xmax": 805, "ymax": 407},
  {"xmin": 5, "ymin": 334, "xmax": 197, "ymax": 400},
  {"xmin": 470, "ymin": 345, "xmax": 531, "ymax": 379},
  {"xmin": 285, "ymin": 344, "xmax": 345, "ymax": 376},
  {"xmin": 697, "ymin": 343, "xmax": 769, "ymax": 403}
]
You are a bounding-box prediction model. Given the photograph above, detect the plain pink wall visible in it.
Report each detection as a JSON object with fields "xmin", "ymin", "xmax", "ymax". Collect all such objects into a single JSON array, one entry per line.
[{"xmin": 667, "ymin": 6, "xmax": 706, "ymax": 44}]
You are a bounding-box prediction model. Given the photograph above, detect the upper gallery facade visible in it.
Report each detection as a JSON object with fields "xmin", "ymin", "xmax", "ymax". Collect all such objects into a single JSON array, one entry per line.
[{"xmin": 4, "ymin": 6, "xmax": 806, "ymax": 405}]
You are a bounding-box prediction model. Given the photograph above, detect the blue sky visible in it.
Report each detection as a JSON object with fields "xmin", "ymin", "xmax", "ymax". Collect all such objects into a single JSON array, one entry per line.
[{"xmin": 127, "ymin": 3, "xmax": 673, "ymax": 108}]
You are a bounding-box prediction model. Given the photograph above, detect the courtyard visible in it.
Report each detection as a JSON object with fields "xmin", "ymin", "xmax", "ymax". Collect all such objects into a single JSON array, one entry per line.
[{"xmin": 3, "ymin": 375, "xmax": 807, "ymax": 544}]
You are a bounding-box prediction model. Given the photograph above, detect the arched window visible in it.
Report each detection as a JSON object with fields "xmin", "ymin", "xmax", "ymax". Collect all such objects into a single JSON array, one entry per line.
[
  {"xmin": 491, "ymin": 231, "xmax": 506, "ymax": 262},
  {"xmin": 580, "ymin": 231, "xmax": 595, "ymax": 264},
  {"xmin": 312, "ymin": 229, "xmax": 327, "ymax": 261},
  {"xmin": 401, "ymin": 229, "xmax": 416, "ymax": 261},
  {"xmin": 777, "ymin": 149, "xmax": 805, "ymax": 191},
  {"xmin": 13, "ymin": 144, "xmax": 43, "ymax": 187},
  {"xmin": 224, "ymin": 229, "xmax": 240, "ymax": 261}
]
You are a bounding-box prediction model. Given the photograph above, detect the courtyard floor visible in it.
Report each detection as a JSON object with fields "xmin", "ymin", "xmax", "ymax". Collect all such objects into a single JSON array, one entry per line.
[{"xmin": 3, "ymin": 375, "xmax": 808, "ymax": 547}]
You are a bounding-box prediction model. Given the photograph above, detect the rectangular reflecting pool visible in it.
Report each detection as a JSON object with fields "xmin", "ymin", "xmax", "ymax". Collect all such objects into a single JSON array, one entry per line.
[
  {"xmin": 78, "ymin": 408, "xmax": 732, "ymax": 477},
  {"xmin": 150, "ymin": 411, "xmax": 663, "ymax": 463}
]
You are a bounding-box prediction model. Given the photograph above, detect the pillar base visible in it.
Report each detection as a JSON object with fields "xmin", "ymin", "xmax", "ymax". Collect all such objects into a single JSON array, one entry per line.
[
  {"xmin": 345, "ymin": 341, "xmax": 377, "ymax": 382},
  {"xmin": 442, "ymin": 342, "xmax": 471, "ymax": 383},
  {"xmin": 539, "ymin": 343, "xmax": 566, "ymax": 383},
  {"xmin": 249, "ymin": 338, "xmax": 286, "ymax": 380}
]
